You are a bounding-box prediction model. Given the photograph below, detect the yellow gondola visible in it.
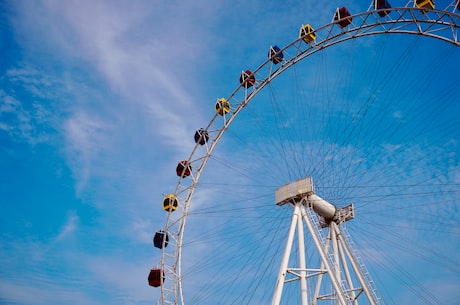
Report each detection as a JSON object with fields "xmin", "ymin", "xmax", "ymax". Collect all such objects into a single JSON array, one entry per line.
[
  {"xmin": 215, "ymin": 98, "xmax": 230, "ymax": 116},
  {"xmin": 162, "ymin": 194, "xmax": 178, "ymax": 212},
  {"xmin": 415, "ymin": 0, "xmax": 435, "ymax": 10},
  {"xmin": 299, "ymin": 24, "xmax": 316, "ymax": 43}
]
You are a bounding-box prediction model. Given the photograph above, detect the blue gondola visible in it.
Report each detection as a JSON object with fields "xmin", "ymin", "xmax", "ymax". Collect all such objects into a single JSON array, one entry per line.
[
  {"xmin": 153, "ymin": 230, "xmax": 169, "ymax": 249},
  {"xmin": 268, "ymin": 45, "xmax": 284, "ymax": 64},
  {"xmin": 375, "ymin": 0, "xmax": 391, "ymax": 17}
]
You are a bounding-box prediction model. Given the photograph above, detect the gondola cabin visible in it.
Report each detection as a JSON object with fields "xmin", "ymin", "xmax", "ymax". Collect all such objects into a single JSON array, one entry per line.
[
  {"xmin": 415, "ymin": 0, "xmax": 435, "ymax": 10},
  {"xmin": 334, "ymin": 7, "xmax": 352, "ymax": 28},
  {"xmin": 269, "ymin": 45, "xmax": 284, "ymax": 64},
  {"xmin": 375, "ymin": 0, "xmax": 391, "ymax": 17},
  {"xmin": 215, "ymin": 98, "xmax": 230, "ymax": 116},
  {"xmin": 176, "ymin": 160, "xmax": 192, "ymax": 177},
  {"xmin": 300, "ymin": 24, "xmax": 316, "ymax": 43},
  {"xmin": 194, "ymin": 128, "xmax": 209, "ymax": 145},
  {"xmin": 239, "ymin": 70, "xmax": 256, "ymax": 88},
  {"xmin": 148, "ymin": 269, "xmax": 164, "ymax": 287},
  {"xmin": 163, "ymin": 194, "xmax": 178, "ymax": 212},
  {"xmin": 153, "ymin": 230, "xmax": 169, "ymax": 249}
]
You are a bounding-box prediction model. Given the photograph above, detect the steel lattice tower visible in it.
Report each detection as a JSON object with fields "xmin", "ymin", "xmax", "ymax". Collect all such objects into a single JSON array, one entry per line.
[{"xmin": 272, "ymin": 177, "xmax": 383, "ymax": 305}]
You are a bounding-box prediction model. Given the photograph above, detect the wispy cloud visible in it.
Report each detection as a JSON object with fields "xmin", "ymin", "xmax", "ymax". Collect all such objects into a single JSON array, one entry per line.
[
  {"xmin": 55, "ymin": 212, "xmax": 79, "ymax": 242},
  {"xmin": 0, "ymin": 88, "xmax": 48, "ymax": 145},
  {"xmin": 3, "ymin": 1, "xmax": 459, "ymax": 304},
  {"xmin": 63, "ymin": 111, "xmax": 113, "ymax": 193},
  {"xmin": 6, "ymin": 0, "xmax": 229, "ymax": 198},
  {"xmin": 0, "ymin": 279, "xmax": 102, "ymax": 305}
]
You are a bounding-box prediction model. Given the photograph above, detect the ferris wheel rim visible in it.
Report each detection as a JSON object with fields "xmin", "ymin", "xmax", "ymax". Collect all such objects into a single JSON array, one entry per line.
[{"xmin": 157, "ymin": 5, "xmax": 460, "ymax": 305}]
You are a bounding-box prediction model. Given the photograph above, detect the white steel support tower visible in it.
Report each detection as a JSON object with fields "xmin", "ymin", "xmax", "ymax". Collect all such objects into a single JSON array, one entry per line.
[{"xmin": 272, "ymin": 177, "xmax": 384, "ymax": 305}]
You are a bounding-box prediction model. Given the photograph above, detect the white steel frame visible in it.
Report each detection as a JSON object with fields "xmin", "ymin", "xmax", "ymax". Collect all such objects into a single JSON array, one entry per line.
[
  {"xmin": 157, "ymin": 3, "xmax": 460, "ymax": 305},
  {"xmin": 272, "ymin": 177, "xmax": 382, "ymax": 305}
]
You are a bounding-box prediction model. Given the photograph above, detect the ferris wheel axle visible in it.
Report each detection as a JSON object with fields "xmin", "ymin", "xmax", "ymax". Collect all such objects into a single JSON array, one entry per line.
[{"xmin": 275, "ymin": 177, "xmax": 354, "ymax": 225}]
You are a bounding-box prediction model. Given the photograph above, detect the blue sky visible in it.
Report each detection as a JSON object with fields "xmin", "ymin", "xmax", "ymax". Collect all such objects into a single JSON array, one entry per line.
[{"xmin": 1, "ymin": 1, "xmax": 459, "ymax": 305}]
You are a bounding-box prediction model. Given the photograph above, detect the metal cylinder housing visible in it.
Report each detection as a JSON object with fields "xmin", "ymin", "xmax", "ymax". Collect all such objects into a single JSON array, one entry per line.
[{"xmin": 307, "ymin": 193, "xmax": 336, "ymax": 220}]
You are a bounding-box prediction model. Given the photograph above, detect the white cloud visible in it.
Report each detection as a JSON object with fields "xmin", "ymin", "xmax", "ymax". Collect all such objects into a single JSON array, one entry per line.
[
  {"xmin": 86, "ymin": 255, "xmax": 156, "ymax": 301},
  {"xmin": 0, "ymin": 88, "xmax": 47, "ymax": 145},
  {"xmin": 3, "ymin": 1, "xmax": 459, "ymax": 304},
  {"xmin": 38, "ymin": 0, "xmax": 214, "ymax": 133},
  {"xmin": 55, "ymin": 212, "xmax": 79, "ymax": 242},
  {"xmin": 7, "ymin": 0, "xmax": 228, "ymax": 195},
  {"xmin": 64, "ymin": 111, "xmax": 112, "ymax": 193},
  {"xmin": 393, "ymin": 110, "xmax": 403, "ymax": 119},
  {"xmin": 0, "ymin": 280, "xmax": 102, "ymax": 305}
]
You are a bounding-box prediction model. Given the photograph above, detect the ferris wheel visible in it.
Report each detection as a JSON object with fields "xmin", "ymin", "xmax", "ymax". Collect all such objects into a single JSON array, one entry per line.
[{"xmin": 149, "ymin": 1, "xmax": 460, "ymax": 304}]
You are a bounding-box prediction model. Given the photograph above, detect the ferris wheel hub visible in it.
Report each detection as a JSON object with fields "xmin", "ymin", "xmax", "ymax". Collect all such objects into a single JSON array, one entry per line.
[{"xmin": 276, "ymin": 177, "xmax": 354, "ymax": 225}]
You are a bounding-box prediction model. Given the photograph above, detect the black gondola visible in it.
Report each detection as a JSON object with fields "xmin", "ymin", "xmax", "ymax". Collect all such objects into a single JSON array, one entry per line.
[{"xmin": 194, "ymin": 128, "xmax": 209, "ymax": 145}]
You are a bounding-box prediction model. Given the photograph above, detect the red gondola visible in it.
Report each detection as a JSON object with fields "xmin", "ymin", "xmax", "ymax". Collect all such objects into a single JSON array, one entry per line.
[
  {"xmin": 239, "ymin": 70, "xmax": 256, "ymax": 88},
  {"xmin": 148, "ymin": 269, "xmax": 164, "ymax": 287},
  {"xmin": 334, "ymin": 7, "xmax": 352, "ymax": 28},
  {"xmin": 176, "ymin": 160, "xmax": 192, "ymax": 177}
]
